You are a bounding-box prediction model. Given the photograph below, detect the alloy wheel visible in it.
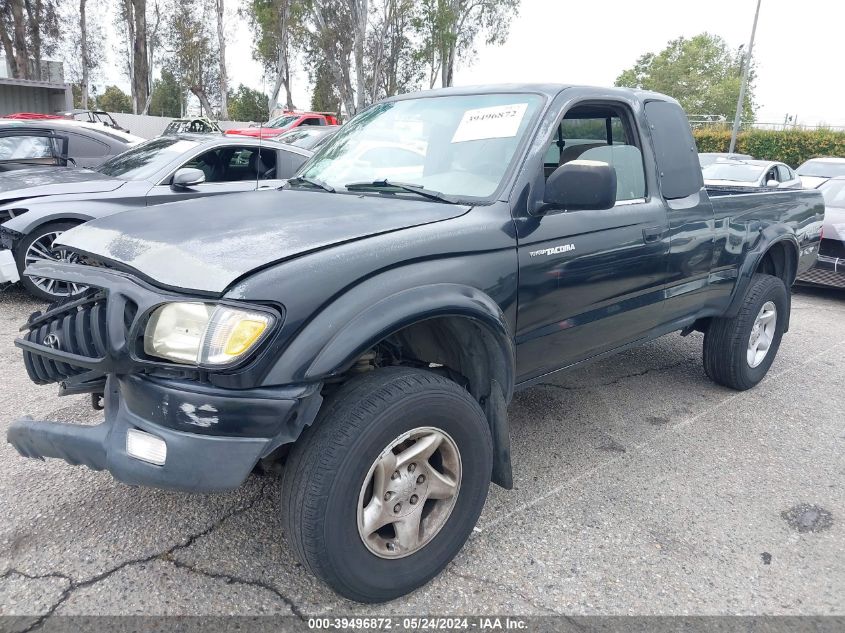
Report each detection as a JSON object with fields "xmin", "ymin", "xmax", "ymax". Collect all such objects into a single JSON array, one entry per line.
[{"xmin": 357, "ymin": 426, "xmax": 462, "ymax": 559}]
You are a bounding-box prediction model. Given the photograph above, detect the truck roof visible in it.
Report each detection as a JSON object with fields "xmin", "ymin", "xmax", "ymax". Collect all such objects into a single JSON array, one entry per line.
[{"xmin": 383, "ymin": 83, "xmax": 677, "ymax": 104}]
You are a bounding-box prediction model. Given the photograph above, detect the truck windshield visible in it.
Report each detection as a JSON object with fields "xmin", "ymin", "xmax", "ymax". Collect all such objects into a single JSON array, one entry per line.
[
  {"xmin": 298, "ymin": 93, "xmax": 543, "ymax": 199},
  {"xmin": 97, "ymin": 137, "xmax": 200, "ymax": 181},
  {"xmin": 702, "ymin": 161, "xmax": 766, "ymax": 183}
]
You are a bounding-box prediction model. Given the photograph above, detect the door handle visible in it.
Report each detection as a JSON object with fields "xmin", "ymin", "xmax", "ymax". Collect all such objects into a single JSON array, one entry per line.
[{"xmin": 642, "ymin": 226, "xmax": 667, "ymax": 243}]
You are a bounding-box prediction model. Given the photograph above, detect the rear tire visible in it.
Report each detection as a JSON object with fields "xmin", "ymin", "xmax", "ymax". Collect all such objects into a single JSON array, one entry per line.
[
  {"xmin": 281, "ymin": 367, "xmax": 492, "ymax": 602},
  {"xmin": 703, "ymin": 273, "xmax": 788, "ymax": 390}
]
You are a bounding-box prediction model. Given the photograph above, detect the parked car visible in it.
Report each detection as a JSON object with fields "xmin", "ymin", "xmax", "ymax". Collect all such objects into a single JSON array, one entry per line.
[
  {"xmin": 6, "ymin": 85, "xmax": 823, "ymax": 603},
  {"xmin": 273, "ymin": 125, "xmax": 340, "ymax": 150},
  {"xmin": 163, "ymin": 117, "xmax": 224, "ymax": 135},
  {"xmin": 226, "ymin": 111, "xmax": 340, "ymax": 140},
  {"xmin": 702, "ymin": 158, "xmax": 802, "ymax": 189},
  {"xmin": 796, "ymin": 175, "xmax": 845, "ymax": 288},
  {"xmin": 56, "ymin": 109, "xmax": 129, "ymax": 133},
  {"xmin": 796, "ymin": 157, "xmax": 845, "ymax": 189},
  {"xmin": 698, "ymin": 152, "xmax": 753, "ymax": 168},
  {"xmin": 0, "ymin": 119, "xmax": 144, "ymax": 170},
  {"xmin": 0, "ymin": 134, "xmax": 311, "ymax": 299}
]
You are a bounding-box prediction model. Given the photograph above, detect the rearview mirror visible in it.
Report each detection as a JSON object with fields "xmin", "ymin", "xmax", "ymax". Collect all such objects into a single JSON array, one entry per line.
[
  {"xmin": 540, "ymin": 160, "xmax": 617, "ymax": 213},
  {"xmin": 766, "ymin": 179, "xmax": 780, "ymax": 188},
  {"xmin": 172, "ymin": 167, "xmax": 206, "ymax": 189}
]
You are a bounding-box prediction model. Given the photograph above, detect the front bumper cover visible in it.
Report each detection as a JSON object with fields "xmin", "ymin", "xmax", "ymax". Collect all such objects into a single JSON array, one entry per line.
[
  {"xmin": 8, "ymin": 374, "xmax": 322, "ymax": 492},
  {"xmin": 0, "ymin": 248, "xmax": 19, "ymax": 284}
]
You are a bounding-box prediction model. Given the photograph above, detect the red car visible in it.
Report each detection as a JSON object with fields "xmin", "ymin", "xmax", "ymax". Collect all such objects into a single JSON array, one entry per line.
[{"xmin": 226, "ymin": 111, "xmax": 339, "ymax": 140}]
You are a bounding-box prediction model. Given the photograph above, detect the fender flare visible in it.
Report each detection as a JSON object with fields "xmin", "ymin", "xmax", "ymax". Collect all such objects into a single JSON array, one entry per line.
[
  {"xmin": 725, "ymin": 228, "xmax": 799, "ymax": 323},
  {"xmin": 272, "ymin": 282, "xmax": 514, "ymax": 388},
  {"xmin": 264, "ymin": 282, "xmax": 516, "ymax": 488}
]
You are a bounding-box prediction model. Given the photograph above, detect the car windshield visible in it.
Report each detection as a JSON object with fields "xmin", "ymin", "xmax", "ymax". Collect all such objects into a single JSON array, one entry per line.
[
  {"xmin": 97, "ymin": 137, "xmax": 199, "ymax": 180},
  {"xmin": 820, "ymin": 179, "xmax": 845, "ymax": 207},
  {"xmin": 797, "ymin": 160, "xmax": 845, "ymax": 178},
  {"xmin": 298, "ymin": 93, "xmax": 542, "ymax": 199},
  {"xmin": 702, "ymin": 161, "xmax": 766, "ymax": 182},
  {"xmin": 267, "ymin": 114, "xmax": 298, "ymax": 128}
]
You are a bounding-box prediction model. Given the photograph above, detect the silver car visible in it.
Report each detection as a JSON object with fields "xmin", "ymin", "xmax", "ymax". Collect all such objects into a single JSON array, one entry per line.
[
  {"xmin": 702, "ymin": 158, "xmax": 802, "ymax": 189},
  {"xmin": 796, "ymin": 157, "xmax": 845, "ymax": 189}
]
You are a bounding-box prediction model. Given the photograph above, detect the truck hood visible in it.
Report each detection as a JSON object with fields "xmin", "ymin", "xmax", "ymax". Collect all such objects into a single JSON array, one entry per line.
[
  {"xmin": 56, "ymin": 188, "xmax": 471, "ymax": 294},
  {"xmin": 0, "ymin": 167, "xmax": 124, "ymax": 206}
]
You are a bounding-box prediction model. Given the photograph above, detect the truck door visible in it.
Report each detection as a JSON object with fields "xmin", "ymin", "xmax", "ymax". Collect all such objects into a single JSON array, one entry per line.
[{"xmin": 514, "ymin": 99, "xmax": 671, "ymax": 382}]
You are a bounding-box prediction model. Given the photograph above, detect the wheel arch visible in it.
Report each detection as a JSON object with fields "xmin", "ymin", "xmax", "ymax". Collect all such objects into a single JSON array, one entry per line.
[
  {"xmin": 267, "ymin": 283, "xmax": 516, "ymax": 488},
  {"xmin": 726, "ymin": 232, "xmax": 799, "ymax": 330}
]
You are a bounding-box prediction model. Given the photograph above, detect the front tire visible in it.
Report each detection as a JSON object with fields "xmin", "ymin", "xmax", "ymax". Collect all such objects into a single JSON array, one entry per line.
[
  {"xmin": 15, "ymin": 221, "xmax": 84, "ymax": 302},
  {"xmin": 703, "ymin": 273, "xmax": 788, "ymax": 390},
  {"xmin": 281, "ymin": 367, "xmax": 493, "ymax": 602}
]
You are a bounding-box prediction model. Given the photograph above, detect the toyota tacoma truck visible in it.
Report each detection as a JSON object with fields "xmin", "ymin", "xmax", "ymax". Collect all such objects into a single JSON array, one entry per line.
[{"xmin": 6, "ymin": 85, "xmax": 824, "ymax": 603}]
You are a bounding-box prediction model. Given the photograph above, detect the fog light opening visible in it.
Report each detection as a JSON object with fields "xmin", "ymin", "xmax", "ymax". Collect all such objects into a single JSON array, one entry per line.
[{"xmin": 126, "ymin": 429, "xmax": 167, "ymax": 466}]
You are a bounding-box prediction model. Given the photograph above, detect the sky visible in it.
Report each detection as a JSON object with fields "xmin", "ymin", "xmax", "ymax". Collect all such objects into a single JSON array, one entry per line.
[{"xmin": 95, "ymin": 0, "xmax": 844, "ymax": 126}]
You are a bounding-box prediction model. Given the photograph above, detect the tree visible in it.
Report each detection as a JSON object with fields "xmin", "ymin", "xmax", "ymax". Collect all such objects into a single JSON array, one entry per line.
[
  {"xmin": 60, "ymin": 0, "xmax": 104, "ymax": 108},
  {"xmin": 414, "ymin": 0, "xmax": 519, "ymax": 89},
  {"xmin": 149, "ymin": 68, "xmax": 183, "ymax": 117},
  {"xmin": 162, "ymin": 0, "xmax": 220, "ymax": 116},
  {"xmin": 615, "ymin": 33, "xmax": 756, "ymax": 123},
  {"xmin": 227, "ymin": 84, "xmax": 270, "ymax": 121},
  {"xmin": 97, "ymin": 85, "xmax": 133, "ymax": 113},
  {"xmin": 215, "ymin": 0, "xmax": 228, "ymax": 119},
  {"xmin": 117, "ymin": 0, "xmax": 150, "ymax": 113},
  {"xmin": 309, "ymin": 61, "xmax": 340, "ymax": 113},
  {"xmin": 0, "ymin": 0, "xmax": 61, "ymax": 80},
  {"xmin": 308, "ymin": 0, "xmax": 366, "ymax": 115},
  {"xmin": 243, "ymin": 0, "xmax": 306, "ymax": 113},
  {"xmin": 366, "ymin": 0, "xmax": 423, "ymax": 101}
]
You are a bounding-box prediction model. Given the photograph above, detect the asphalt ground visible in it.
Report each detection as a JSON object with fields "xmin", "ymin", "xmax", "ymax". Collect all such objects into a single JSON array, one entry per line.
[{"xmin": 0, "ymin": 283, "xmax": 843, "ymax": 627}]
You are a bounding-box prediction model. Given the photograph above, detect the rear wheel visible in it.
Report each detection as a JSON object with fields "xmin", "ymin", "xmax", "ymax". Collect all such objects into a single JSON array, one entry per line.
[
  {"xmin": 15, "ymin": 222, "xmax": 85, "ymax": 302},
  {"xmin": 281, "ymin": 367, "xmax": 492, "ymax": 602},
  {"xmin": 703, "ymin": 273, "xmax": 788, "ymax": 390}
]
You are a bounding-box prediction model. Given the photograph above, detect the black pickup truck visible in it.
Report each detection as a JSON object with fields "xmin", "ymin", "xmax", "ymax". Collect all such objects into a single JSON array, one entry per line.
[{"xmin": 7, "ymin": 85, "xmax": 824, "ymax": 602}]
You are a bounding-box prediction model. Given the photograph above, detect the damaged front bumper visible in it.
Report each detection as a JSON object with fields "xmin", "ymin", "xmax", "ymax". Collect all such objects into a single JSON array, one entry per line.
[
  {"xmin": 0, "ymin": 249, "xmax": 19, "ymax": 285},
  {"xmin": 8, "ymin": 374, "xmax": 321, "ymax": 492},
  {"xmin": 7, "ymin": 260, "xmax": 322, "ymax": 492}
]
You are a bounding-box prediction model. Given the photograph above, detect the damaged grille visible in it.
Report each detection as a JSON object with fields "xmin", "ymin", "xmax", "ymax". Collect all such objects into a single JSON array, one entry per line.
[{"xmin": 21, "ymin": 292, "xmax": 115, "ymax": 385}]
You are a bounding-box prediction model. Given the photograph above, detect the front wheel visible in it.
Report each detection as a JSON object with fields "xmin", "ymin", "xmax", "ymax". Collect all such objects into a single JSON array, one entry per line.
[
  {"xmin": 281, "ymin": 367, "xmax": 493, "ymax": 602},
  {"xmin": 15, "ymin": 222, "xmax": 85, "ymax": 301},
  {"xmin": 703, "ymin": 273, "xmax": 788, "ymax": 391}
]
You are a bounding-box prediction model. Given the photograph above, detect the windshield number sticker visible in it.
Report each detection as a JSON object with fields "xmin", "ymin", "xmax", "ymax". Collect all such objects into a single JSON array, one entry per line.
[{"xmin": 451, "ymin": 103, "xmax": 528, "ymax": 143}]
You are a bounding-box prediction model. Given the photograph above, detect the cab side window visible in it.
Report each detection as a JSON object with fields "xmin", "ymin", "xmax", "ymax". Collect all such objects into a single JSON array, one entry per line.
[
  {"xmin": 545, "ymin": 104, "xmax": 646, "ymax": 202},
  {"xmin": 182, "ymin": 147, "xmax": 277, "ymax": 182}
]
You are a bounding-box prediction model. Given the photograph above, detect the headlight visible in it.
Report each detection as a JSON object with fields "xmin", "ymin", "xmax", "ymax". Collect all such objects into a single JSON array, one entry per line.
[{"xmin": 143, "ymin": 302, "xmax": 274, "ymax": 366}]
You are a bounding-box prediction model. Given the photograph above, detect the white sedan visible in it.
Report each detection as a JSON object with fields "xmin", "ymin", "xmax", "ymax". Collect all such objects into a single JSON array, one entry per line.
[{"xmin": 703, "ymin": 158, "xmax": 802, "ymax": 189}]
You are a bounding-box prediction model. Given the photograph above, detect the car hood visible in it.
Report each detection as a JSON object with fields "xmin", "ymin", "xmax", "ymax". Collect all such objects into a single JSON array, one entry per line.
[
  {"xmin": 57, "ymin": 188, "xmax": 471, "ymax": 294},
  {"xmin": 0, "ymin": 167, "xmax": 124, "ymax": 205},
  {"xmin": 799, "ymin": 175, "xmax": 829, "ymax": 189},
  {"xmin": 823, "ymin": 205, "xmax": 845, "ymax": 242}
]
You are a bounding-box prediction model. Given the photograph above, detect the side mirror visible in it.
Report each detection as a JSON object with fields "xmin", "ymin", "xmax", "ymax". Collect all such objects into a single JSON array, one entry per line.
[
  {"xmin": 541, "ymin": 160, "xmax": 617, "ymax": 213},
  {"xmin": 172, "ymin": 167, "xmax": 206, "ymax": 189},
  {"xmin": 766, "ymin": 179, "xmax": 780, "ymax": 188}
]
